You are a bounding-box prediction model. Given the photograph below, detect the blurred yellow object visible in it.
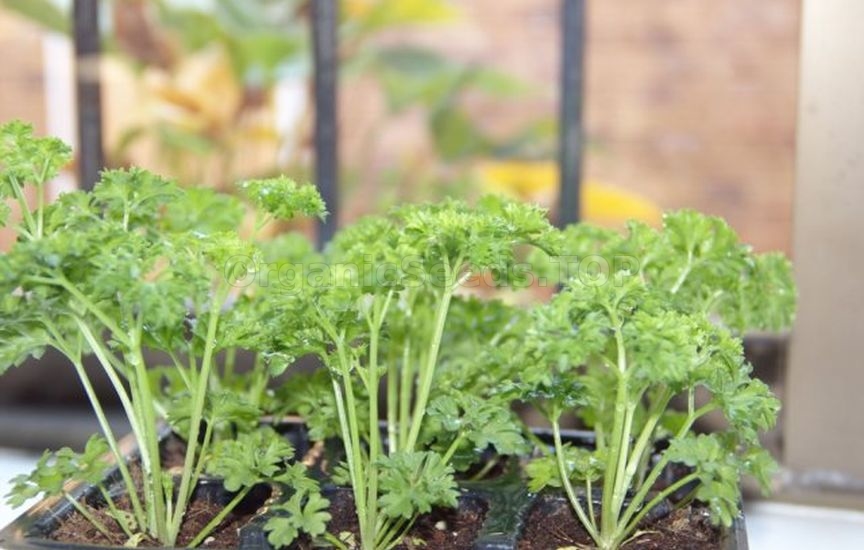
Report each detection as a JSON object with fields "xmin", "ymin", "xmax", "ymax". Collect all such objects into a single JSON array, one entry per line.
[
  {"xmin": 476, "ymin": 160, "xmax": 662, "ymax": 226},
  {"xmin": 344, "ymin": 0, "xmax": 459, "ymax": 25},
  {"xmin": 344, "ymin": 0, "xmax": 375, "ymax": 18},
  {"xmin": 145, "ymin": 45, "xmax": 242, "ymax": 134}
]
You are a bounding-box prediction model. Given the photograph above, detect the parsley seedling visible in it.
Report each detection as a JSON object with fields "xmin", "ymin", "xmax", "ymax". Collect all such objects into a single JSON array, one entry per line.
[
  {"xmin": 0, "ymin": 122, "xmax": 325, "ymax": 547},
  {"xmin": 262, "ymin": 196, "xmax": 554, "ymax": 550},
  {"xmin": 519, "ymin": 211, "xmax": 796, "ymax": 549}
]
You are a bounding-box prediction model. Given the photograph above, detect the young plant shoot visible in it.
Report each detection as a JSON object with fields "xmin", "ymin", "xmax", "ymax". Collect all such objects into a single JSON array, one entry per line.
[
  {"xmin": 260, "ymin": 196, "xmax": 554, "ymax": 550},
  {"xmin": 519, "ymin": 212, "xmax": 796, "ymax": 549},
  {"xmin": 0, "ymin": 122, "xmax": 326, "ymax": 547}
]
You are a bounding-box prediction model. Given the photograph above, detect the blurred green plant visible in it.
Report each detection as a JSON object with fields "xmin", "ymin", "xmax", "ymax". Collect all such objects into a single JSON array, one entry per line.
[{"xmin": 3, "ymin": 0, "xmax": 551, "ymax": 210}]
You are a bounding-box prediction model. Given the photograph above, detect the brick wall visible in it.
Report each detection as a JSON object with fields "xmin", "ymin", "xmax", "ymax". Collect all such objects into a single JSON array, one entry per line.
[{"xmin": 366, "ymin": 0, "xmax": 801, "ymax": 253}]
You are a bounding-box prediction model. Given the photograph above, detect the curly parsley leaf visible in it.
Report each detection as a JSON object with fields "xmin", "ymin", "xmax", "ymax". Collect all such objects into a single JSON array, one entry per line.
[
  {"xmin": 265, "ymin": 490, "xmax": 331, "ymax": 548},
  {"xmin": 377, "ymin": 451, "xmax": 458, "ymax": 519}
]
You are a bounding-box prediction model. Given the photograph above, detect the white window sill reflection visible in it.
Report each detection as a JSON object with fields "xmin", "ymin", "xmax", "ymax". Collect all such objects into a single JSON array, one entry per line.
[
  {"xmin": 0, "ymin": 449, "xmax": 40, "ymax": 528},
  {"xmin": 745, "ymin": 501, "xmax": 864, "ymax": 549}
]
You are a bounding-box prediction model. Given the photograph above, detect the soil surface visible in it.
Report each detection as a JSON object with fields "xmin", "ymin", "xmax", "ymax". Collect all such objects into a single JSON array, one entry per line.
[
  {"xmin": 517, "ymin": 496, "xmax": 721, "ymax": 550},
  {"xmin": 49, "ymin": 452, "xmax": 269, "ymax": 549},
  {"xmin": 50, "ymin": 491, "xmax": 260, "ymax": 548},
  {"xmin": 290, "ymin": 488, "xmax": 488, "ymax": 550}
]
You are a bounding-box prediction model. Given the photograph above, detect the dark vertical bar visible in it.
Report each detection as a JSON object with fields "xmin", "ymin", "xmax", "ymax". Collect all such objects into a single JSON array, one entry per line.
[
  {"xmin": 312, "ymin": 0, "xmax": 339, "ymax": 248},
  {"xmin": 558, "ymin": 0, "xmax": 585, "ymax": 227},
  {"xmin": 73, "ymin": 0, "xmax": 104, "ymax": 191}
]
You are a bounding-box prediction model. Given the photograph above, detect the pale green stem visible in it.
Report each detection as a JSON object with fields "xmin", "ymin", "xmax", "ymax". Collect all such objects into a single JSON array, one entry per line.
[
  {"xmin": 64, "ymin": 493, "xmax": 114, "ymax": 541},
  {"xmin": 670, "ymin": 250, "xmax": 693, "ymax": 294},
  {"xmin": 618, "ymin": 402, "xmax": 717, "ymax": 531},
  {"xmin": 72, "ymin": 319, "xmax": 147, "ymax": 529},
  {"xmin": 553, "ymin": 420, "xmax": 600, "ymax": 544},
  {"xmin": 317, "ymin": 312, "xmax": 369, "ymax": 549},
  {"xmin": 386, "ymin": 354, "xmax": 399, "ymax": 455},
  {"xmin": 365, "ymin": 316, "xmax": 382, "ymax": 545},
  {"xmin": 47, "ymin": 276, "xmax": 132, "ymax": 346},
  {"xmin": 8, "ymin": 175, "xmax": 38, "ymax": 237},
  {"xmin": 405, "ymin": 257, "xmax": 463, "ymax": 452},
  {"xmin": 398, "ymin": 340, "xmax": 415, "ymax": 451},
  {"xmin": 192, "ymin": 418, "xmax": 216, "ymax": 487},
  {"xmin": 442, "ymin": 433, "xmax": 467, "ymax": 465},
  {"xmin": 617, "ymin": 472, "xmax": 700, "ymax": 545},
  {"xmin": 98, "ymin": 485, "xmax": 135, "ymax": 538},
  {"xmin": 168, "ymin": 286, "xmax": 228, "ymax": 544},
  {"xmin": 619, "ymin": 390, "xmax": 671, "ymax": 498},
  {"xmin": 600, "ymin": 309, "xmax": 629, "ymax": 539},
  {"xmin": 128, "ymin": 324, "xmax": 167, "ymax": 540},
  {"xmin": 187, "ymin": 487, "xmax": 252, "ymax": 548}
]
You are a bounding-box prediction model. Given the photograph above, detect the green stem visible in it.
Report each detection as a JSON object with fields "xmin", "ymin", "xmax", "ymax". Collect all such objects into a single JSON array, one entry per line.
[
  {"xmin": 405, "ymin": 258, "xmax": 462, "ymax": 452},
  {"xmin": 339, "ymin": 354, "xmax": 370, "ymax": 549},
  {"xmin": 98, "ymin": 485, "xmax": 135, "ymax": 538},
  {"xmin": 317, "ymin": 314, "xmax": 369, "ymax": 549},
  {"xmin": 51, "ymin": 276, "xmax": 132, "ymax": 346},
  {"xmin": 72, "ymin": 319, "xmax": 147, "ymax": 529},
  {"xmin": 398, "ymin": 339, "xmax": 415, "ymax": 451},
  {"xmin": 616, "ymin": 388, "xmax": 671, "ymax": 512},
  {"xmin": 600, "ymin": 309, "xmax": 629, "ymax": 540},
  {"xmin": 364, "ymin": 300, "xmax": 385, "ymax": 547},
  {"xmin": 618, "ymin": 472, "xmax": 700, "ymax": 544},
  {"xmin": 129, "ymin": 323, "xmax": 167, "ymax": 540},
  {"xmin": 8, "ymin": 175, "xmax": 38, "ymax": 238},
  {"xmin": 386, "ymin": 353, "xmax": 399, "ymax": 455},
  {"xmin": 442, "ymin": 433, "xmax": 467, "ymax": 465},
  {"xmin": 323, "ymin": 531, "xmax": 351, "ymax": 550},
  {"xmin": 670, "ymin": 250, "xmax": 693, "ymax": 294},
  {"xmin": 552, "ymin": 420, "xmax": 600, "ymax": 544},
  {"xmin": 168, "ymin": 286, "xmax": 228, "ymax": 544},
  {"xmin": 188, "ymin": 487, "xmax": 252, "ymax": 548},
  {"xmin": 64, "ymin": 493, "xmax": 114, "ymax": 541},
  {"xmin": 377, "ymin": 516, "xmax": 414, "ymax": 550},
  {"xmin": 192, "ymin": 418, "xmax": 216, "ymax": 487},
  {"xmin": 618, "ymin": 402, "xmax": 717, "ymax": 531},
  {"xmin": 395, "ymin": 289, "xmax": 417, "ymax": 452},
  {"xmin": 223, "ymin": 347, "xmax": 236, "ymax": 384},
  {"xmin": 469, "ymin": 457, "xmax": 499, "ymax": 482}
]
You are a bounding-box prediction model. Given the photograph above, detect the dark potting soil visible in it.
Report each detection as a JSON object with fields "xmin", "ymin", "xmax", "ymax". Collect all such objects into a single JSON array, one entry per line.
[
  {"xmin": 290, "ymin": 489, "xmax": 488, "ymax": 550},
  {"xmin": 48, "ymin": 449, "xmax": 269, "ymax": 549},
  {"xmin": 49, "ymin": 492, "xmax": 257, "ymax": 548},
  {"xmin": 517, "ymin": 496, "xmax": 721, "ymax": 550}
]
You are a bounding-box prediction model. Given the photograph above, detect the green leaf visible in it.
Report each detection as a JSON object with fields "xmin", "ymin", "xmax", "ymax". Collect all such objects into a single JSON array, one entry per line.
[
  {"xmin": 525, "ymin": 445, "xmax": 605, "ymax": 493},
  {"xmin": 265, "ymin": 489, "xmax": 331, "ymax": 548},
  {"xmin": 666, "ymin": 433, "xmax": 748, "ymax": 527},
  {"xmin": 92, "ymin": 168, "xmax": 182, "ymax": 227},
  {"xmin": 1, "ymin": 120, "xmax": 72, "ymax": 193},
  {"xmin": 162, "ymin": 187, "xmax": 245, "ymax": 234},
  {"xmin": 425, "ymin": 392, "xmax": 527, "ymax": 458},
  {"xmin": 239, "ymin": 177, "xmax": 326, "ymax": 221},
  {"xmin": 4, "ymin": 435, "xmax": 110, "ymax": 508},
  {"xmin": 207, "ymin": 427, "xmax": 294, "ymax": 492},
  {"xmin": 377, "ymin": 451, "xmax": 458, "ymax": 519}
]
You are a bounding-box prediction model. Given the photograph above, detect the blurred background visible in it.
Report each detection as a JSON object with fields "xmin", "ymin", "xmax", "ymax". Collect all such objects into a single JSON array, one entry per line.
[
  {"xmin": 3, "ymin": 1, "xmax": 864, "ymax": 545},
  {"xmin": 0, "ymin": 0, "xmax": 797, "ymax": 250}
]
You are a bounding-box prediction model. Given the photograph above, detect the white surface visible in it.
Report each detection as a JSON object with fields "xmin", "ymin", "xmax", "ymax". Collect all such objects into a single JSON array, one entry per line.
[
  {"xmin": 0, "ymin": 449, "xmax": 40, "ymax": 529},
  {"xmin": 745, "ymin": 501, "xmax": 864, "ymax": 549}
]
